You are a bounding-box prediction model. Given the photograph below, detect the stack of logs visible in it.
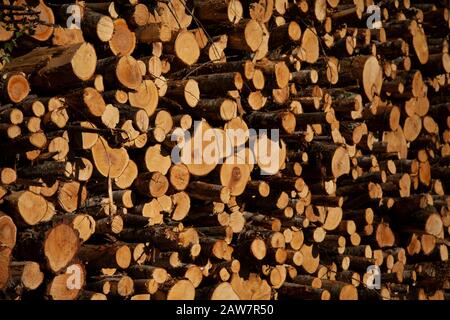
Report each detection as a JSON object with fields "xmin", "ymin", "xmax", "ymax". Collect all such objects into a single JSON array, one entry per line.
[{"xmin": 0, "ymin": 0, "xmax": 449, "ymax": 300}]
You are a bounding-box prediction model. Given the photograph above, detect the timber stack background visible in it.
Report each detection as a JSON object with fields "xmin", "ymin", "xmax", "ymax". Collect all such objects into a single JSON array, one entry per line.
[{"xmin": 0, "ymin": 0, "xmax": 450, "ymax": 300}]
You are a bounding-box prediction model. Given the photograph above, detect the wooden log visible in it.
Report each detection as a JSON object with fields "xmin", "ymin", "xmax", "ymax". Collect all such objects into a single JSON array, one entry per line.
[
  {"xmin": 165, "ymin": 79, "xmax": 200, "ymax": 108},
  {"xmin": 96, "ymin": 55, "xmax": 142, "ymax": 90},
  {"xmin": 269, "ymin": 21, "xmax": 301, "ymax": 49},
  {"xmin": 47, "ymin": 263, "xmax": 85, "ymax": 300},
  {"xmin": 78, "ymin": 243, "xmax": 131, "ymax": 270},
  {"xmin": 78, "ymin": 6, "xmax": 114, "ymax": 42},
  {"xmin": 31, "ymin": 43, "xmax": 97, "ymax": 92},
  {"xmin": 339, "ymin": 55, "xmax": 383, "ymax": 101},
  {"xmin": 91, "ymin": 137, "xmax": 129, "ymax": 179},
  {"xmin": 107, "ymin": 18, "xmax": 136, "ymax": 57},
  {"xmin": 0, "ymin": 247, "xmax": 12, "ymax": 290},
  {"xmin": 153, "ymin": 279, "xmax": 195, "ymax": 300},
  {"xmin": 9, "ymin": 261, "xmax": 44, "ymax": 291},
  {"xmin": 1, "ymin": 72, "xmax": 30, "ymax": 103},
  {"xmin": 135, "ymin": 23, "xmax": 172, "ymax": 44},
  {"xmin": 193, "ymin": 0, "xmax": 243, "ymax": 24},
  {"xmin": 64, "ymin": 87, "xmax": 106, "ymax": 118},
  {"xmin": 134, "ymin": 172, "xmax": 169, "ymax": 198},
  {"xmin": 279, "ymin": 283, "xmax": 330, "ymax": 300},
  {"xmin": 165, "ymin": 30, "xmax": 200, "ymax": 67},
  {"xmin": 4, "ymin": 191, "xmax": 48, "ymax": 226},
  {"xmin": 188, "ymin": 72, "xmax": 243, "ymax": 96},
  {"xmin": 187, "ymin": 181, "xmax": 231, "ymax": 204},
  {"xmin": 228, "ymin": 19, "xmax": 264, "ymax": 52}
]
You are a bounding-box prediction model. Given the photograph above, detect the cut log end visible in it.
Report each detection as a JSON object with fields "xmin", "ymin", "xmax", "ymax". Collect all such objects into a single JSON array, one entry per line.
[
  {"xmin": 5, "ymin": 73, "xmax": 30, "ymax": 103},
  {"xmin": 184, "ymin": 80, "xmax": 200, "ymax": 108},
  {"xmin": 7, "ymin": 191, "xmax": 48, "ymax": 226},
  {"xmin": 167, "ymin": 279, "xmax": 196, "ymax": 300},
  {"xmin": 116, "ymin": 56, "xmax": 143, "ymax": 90},
  {"xmin": 174, "ymin": 31, "xmax": 200, "ymax": 66},
  {"xmin": 251, "ymin": 238, "xmax": 267, "ymax": 260},
  {"xmin": 44, "ymin": 224, "xmax": 80, "ymax": 273},
  {"xmin": 332, "ymin": 147, "xmax": 350, "ymax": 178},
  {"xmin": 362, "ymin": 56, "xmax": 383, "ymax": 101},
  {"xmin": 72, "ymin": 43, "xmax": 97, "ymax": 82}
]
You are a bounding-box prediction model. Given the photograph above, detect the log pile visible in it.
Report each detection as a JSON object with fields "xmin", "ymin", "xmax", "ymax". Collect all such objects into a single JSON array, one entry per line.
[{"xmin": 0, "ymin": 0, "xmax": 449, "ymax": 300}]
